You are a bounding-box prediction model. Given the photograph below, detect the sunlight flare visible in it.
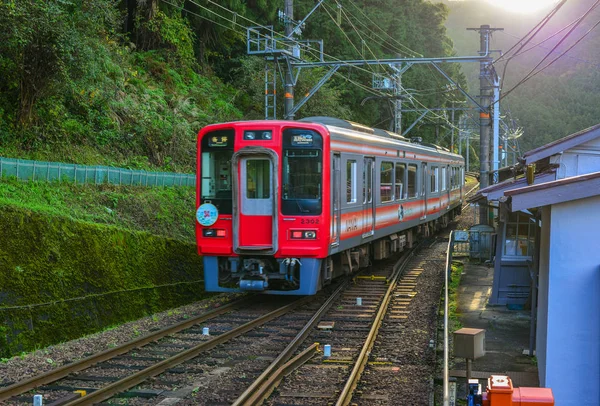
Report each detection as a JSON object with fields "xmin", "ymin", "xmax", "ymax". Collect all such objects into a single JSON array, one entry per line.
[{"xmin": 485, "ymin": 0, "xmax": 561, "ymax": 14}]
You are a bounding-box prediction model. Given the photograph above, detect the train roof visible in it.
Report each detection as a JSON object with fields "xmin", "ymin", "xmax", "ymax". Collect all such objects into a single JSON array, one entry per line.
[{"xmin": 299, "ymin": 116, "xmax": 460, "ymax": 159}]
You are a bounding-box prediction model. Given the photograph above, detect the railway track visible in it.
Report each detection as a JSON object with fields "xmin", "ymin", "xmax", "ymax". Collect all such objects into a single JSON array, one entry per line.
[
  {"xmin": 0, "ymin": 295, "xmax": 320, "ymax": 405},
  {"xmin": 2, "ymin": 239, "xmax": 450, "ymax": 405},
  {"xmin": 233, "ymin": 238, "xmax": 448, "ymax": 405}
]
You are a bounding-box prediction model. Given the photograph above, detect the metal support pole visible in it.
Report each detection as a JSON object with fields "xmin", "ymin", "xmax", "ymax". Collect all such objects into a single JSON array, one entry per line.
[
  {"xmin": 466, "ymin": 131, "xmax": 470, "ymax": 172},
  {"xmin": 492, "ymin": 75, "xmax": 500, "ymax": 183},
  {"xmin": 284, "ymin": 0, "xmax": 295, "ymax": 120},
  {"xmin": 478, "ymin": 25, "xmax": 491, "ymax": 190},
  {"xmin": 451, "ymin": 102, "xmax": 455, "ymax": 152}
]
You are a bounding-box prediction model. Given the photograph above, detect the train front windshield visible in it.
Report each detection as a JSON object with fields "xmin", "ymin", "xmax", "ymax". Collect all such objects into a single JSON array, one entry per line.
[{"xmin": 281, "ymin": 129, "xmax": 323, "ymax": 215}]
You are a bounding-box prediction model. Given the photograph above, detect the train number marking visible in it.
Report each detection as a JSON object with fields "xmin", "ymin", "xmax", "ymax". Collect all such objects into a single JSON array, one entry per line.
[{"xmin": 300, "ymin": 218, "xmax": 319, "ymax": 225}]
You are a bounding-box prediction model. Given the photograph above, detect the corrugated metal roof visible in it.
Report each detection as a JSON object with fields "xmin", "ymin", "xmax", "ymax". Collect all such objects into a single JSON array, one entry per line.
[{"xmin": 522, "ymin": 123, "xmax": 600, "ymax": 165}]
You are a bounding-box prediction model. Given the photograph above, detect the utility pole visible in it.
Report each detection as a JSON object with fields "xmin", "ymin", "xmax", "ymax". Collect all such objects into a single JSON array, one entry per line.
[
  {"xmin": 467, "ymin": 24, "xmax": 502, "ymax": 224},
  {"xmin": 283, "ymin": 0, "xmax": 295, "ymax": 119}
]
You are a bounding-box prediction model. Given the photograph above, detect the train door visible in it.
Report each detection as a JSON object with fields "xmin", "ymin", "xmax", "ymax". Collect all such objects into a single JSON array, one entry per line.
[
  {"xmin": 233, "ymin": 150, "xmax": 278, "ymax": 253},
  {"xmin": 420, "ymin": 163, "xmax": 428, "ymax": 220},
  {"xmin": 331, "ymin": 154, "xmax": 341, "ymax": 247},
  {"xmin": 362, "ymin": 157, "xmax": 375, "ymax": 237}
]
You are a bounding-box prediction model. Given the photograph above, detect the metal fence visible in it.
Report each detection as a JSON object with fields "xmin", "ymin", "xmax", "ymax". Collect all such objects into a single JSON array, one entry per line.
[
  {"xmin": 452, "ymin": 228, "xmax": 495, "ymax": 262},
  {"xmin": 0, "ymin": 157, "xmax": 195, "ymax": 187}
]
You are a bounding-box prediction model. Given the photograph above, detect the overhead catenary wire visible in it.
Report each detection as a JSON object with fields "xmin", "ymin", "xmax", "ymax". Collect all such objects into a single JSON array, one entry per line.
[
  {"xmin": 498, "ymin": 1, "xmax": 600, "ymax": 103},
  {"xmin": 499, "ymin": 17, "xmax": 600, "ymax": 103},
  {"xmin": 499, "ymin": 29, "xmax": 600, "ymax": 68},
  {"xmin": 493, "ymin": 0, "xmax": 567, "ymax": 65},
  {"xmin": 495, "ymin": 0, "xmax": 568, "ymax": 89},
  {"xmin": 320, "ymin": 2, "xmax": 380, "ymax": 76},
  {"xmin": 342, "ymin": 0, "xmax": 422, "ymax": 57},
  {"xmin": 161, "ymin": 0, "xmax": 464, "ymax": 135}
]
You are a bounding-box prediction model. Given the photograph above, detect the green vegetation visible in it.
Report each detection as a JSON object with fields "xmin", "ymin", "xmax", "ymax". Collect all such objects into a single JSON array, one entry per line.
[
  {"xmin": 0, "ymin": 0, "xmax": 464, "ymax": 169},
  {"xmin": 0, "ymin": 0, "xmax": 466, "ymax": 355},
  {"xmin": 0, "ymin": 178, "xmax": 195, "ymax": 242},
  {"xmin": 448, "ymin": 260, "xmax": 464, "ymax": 331},
  {"xmin": 0, "ymin": 204, "xmax": 206, "ymax": 356}
]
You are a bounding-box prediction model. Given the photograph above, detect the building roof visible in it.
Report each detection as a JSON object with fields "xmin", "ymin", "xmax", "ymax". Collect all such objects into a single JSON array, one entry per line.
[
  {"xmin": 522, "ymin": 123, "xmax": 600, "ymax": 166},
  {"xmin": 506, "ymin": 171, "xmax": 600, "ymax": 211},
  {"xmin": 469, "ymin": 169, "xmax": 556, "ymax": 203}
]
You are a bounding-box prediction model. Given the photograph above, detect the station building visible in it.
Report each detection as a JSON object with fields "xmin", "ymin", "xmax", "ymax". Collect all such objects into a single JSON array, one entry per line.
[{"xmin": 471, "ymin": 123, "xmax": 600, "ymax": 405}]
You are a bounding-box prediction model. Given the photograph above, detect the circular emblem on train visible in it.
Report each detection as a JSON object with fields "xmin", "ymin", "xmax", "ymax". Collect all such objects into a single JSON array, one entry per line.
[
  {"xmin": 196, "ymin": 203, "xmax": 219, "ymax": 227},
  {"xmin": 398, "ymin": 204, "xmax": 405, "ymax": 222}
]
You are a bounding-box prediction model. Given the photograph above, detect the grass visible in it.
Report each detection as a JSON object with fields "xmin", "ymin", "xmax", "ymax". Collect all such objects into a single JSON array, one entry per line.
[
  {"xmin": 448, "ymin": 261, "xmax": 464, "ymax": 331},
  {"xmin": 0, "ymin": 177, "xmax": 196, "ymax": 242}
]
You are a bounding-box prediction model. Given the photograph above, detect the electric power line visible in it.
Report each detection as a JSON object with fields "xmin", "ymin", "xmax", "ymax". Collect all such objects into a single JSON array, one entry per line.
[
  {"xmin": 498, "ymin": 1, "xmax": 600, "ymax": 102},
  {"xmin": 161, "ymin": 0, "xmax": 464, "ymax": 136},
  {"xmin": 493, "ymin": 0, "xmax": 567, "ymax": 65},
  {"xmin": 499, "ymin": 17, "xmax": 600, "ymax": 102}
]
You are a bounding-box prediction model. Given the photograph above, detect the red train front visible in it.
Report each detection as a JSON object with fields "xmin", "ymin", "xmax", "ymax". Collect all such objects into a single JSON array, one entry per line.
[{"xmin": 196, "ymin": 121, "xmax": 331, "ymax": 295}]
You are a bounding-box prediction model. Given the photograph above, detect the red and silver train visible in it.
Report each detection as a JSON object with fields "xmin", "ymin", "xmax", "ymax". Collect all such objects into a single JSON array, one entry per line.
[{"xmin": 195, "ymin": 117, "xmax": 465, "ymax": 295}]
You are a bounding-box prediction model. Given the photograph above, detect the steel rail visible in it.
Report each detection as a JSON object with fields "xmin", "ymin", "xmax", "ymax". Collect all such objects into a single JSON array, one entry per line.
[
  {"xmin": 0, "ymin": 296, "xmax": 255, "ymax": 401},
  {"xmin": 335, "ymin": 248, "xmax": 417, "ymax": 406},
  {"xmin": 63, "ymin": 297, "xmax": 312, "ymax": 405},
  {"xmin": 462, "ymin": 182, "xmax": 481, "ymax": 211},
  {"xmin": 240, "ymin": 343, "xmax": 321, "ymax": 405},
  {"xmin": 233, "ymin": 282, "xmax": 348, "ymax": 406}
]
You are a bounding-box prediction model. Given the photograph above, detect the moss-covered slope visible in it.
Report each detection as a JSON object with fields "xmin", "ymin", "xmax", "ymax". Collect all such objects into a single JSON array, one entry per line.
[{"xmin": 0, "ymin": 204, "xmax": 206, "ymax": 356}]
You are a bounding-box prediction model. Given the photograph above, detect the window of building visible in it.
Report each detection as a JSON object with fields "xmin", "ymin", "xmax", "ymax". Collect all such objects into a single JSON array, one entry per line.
[
  {"xmin": 407, "ymin": 164, "xmax": 418, "ymax": 198},
  {"xmin": 395, "ymin": 163, "xmax": 405, "ymax": 200},
  {"xmin": 346, "ymin": 160, "xmax": 357, "ymax": 203},
  {"xmin": 380, "ymin": 161, "xmax": 394, "ymax": 202},
  {"xmin": 504, "ymin": 212, "xmax": 535, "ymax": 257}
]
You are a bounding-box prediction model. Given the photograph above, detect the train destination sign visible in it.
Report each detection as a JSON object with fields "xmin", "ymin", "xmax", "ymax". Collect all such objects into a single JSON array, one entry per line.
[
  {"xmin": 291, "ymin": 133, "xmax": 314, "ymax": 146},
  {"xmin": 208, "ymin": 135, "xmax": 229, "ymax": 147}
]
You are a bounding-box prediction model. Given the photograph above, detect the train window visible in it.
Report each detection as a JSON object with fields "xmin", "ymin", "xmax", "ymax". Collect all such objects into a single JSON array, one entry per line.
[
  {"xmin": 282, "ymin": 129, "xmax": 322, "ymax": 215},
  {"xmin": 451, "ymin": 167, "xmax": 457, "ymax": 190},
  {"xmin": 395, "ymin": 163, "xmax": 405, "ymax": 200},
  {"xmin": 407, "ymin": 164, "xmax": 417, "ymax": 198},
  {"xmin": 380, "ymin": 161, "xmax": 394, "ymax": 203},
  {"xmin": 441, "ymin": 167, "xmax": 447, "ymax": 191},
  {"xmin": 504, "ymin": 212, "xmax": 535, "ymax": 258},
  {"xmin": 430, "ymin": 166, "xmax": 439, "ymax": 193},
  {"xmin": 200, "ymin": 128, "xmax": 234, "ymax": 214},
  {"xmin": 281, "ymin": 149, "xmax": 322, "ymax": 214},
  {"xmin": 346, "ymin": 160, "xmax": 357, "ymax": 203},
  {"xmin": 246, "ymin": 159, "xmax": 271, "ymax": 199}
]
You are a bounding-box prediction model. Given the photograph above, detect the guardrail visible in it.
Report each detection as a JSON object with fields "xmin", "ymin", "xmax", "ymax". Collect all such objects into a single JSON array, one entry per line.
[{"xmin": 0, "ymin": 157, "xmax": 195, "ymax": 187}]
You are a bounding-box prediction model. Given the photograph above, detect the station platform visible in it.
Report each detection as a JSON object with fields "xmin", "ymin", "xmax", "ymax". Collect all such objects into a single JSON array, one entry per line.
[{"xmin": 450, "ymin": 261, "xmax": 539, "ymax": 396}]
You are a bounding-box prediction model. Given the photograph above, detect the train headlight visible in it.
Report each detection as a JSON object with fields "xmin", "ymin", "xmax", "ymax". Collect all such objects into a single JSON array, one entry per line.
[
  {"xmin": 290, "ymin": 230, "xmax": 317, "ymax": 239},
  {"xmin": 304, "ymin": 231, "xmax": 317, "ymax": 239},
  {"xmin": 244, "ymin": 130, "xmax": 272, "ymax": 140}
]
